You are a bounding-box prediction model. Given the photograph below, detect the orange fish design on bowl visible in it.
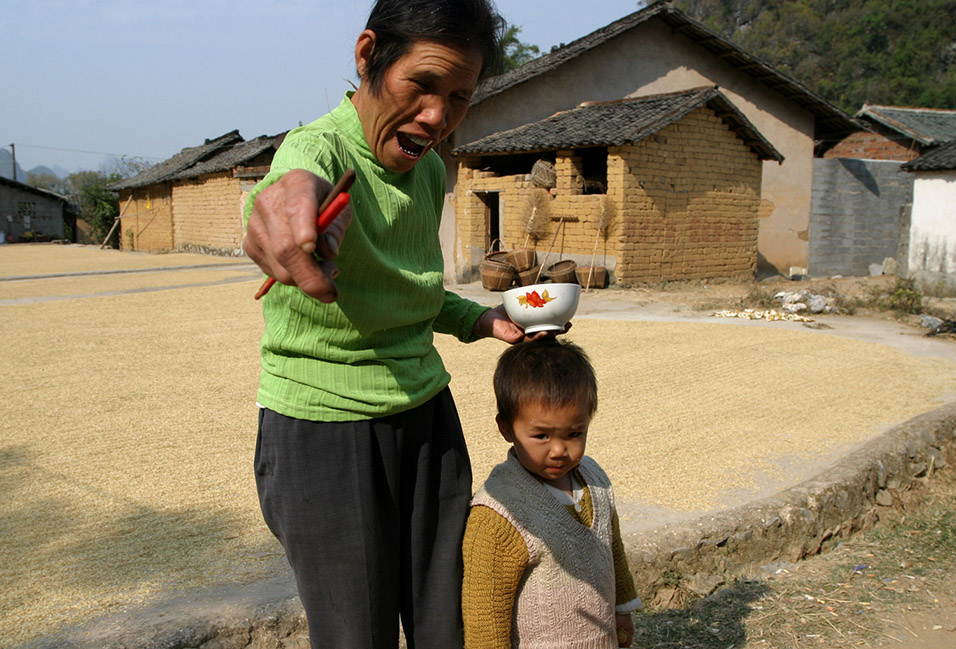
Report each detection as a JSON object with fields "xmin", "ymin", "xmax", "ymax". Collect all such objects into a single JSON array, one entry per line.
[{"xmin": 517, "ymin": 289, "xmax": 556, "ymax": 308}]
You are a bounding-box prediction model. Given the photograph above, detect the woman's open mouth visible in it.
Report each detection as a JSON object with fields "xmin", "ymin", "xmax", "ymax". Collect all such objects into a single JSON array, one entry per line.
[{"xmin": 397, "ymin": 132, "xmax": 431, "ymax": 158}]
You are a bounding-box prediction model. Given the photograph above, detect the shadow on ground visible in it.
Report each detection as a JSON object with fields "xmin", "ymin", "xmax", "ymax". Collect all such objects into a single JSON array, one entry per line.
[
  {"xmin": 632, "ymin": 580, "xmax": 771, "ymax": 648},
  {"xmin": 1, "ymin": 442, "xmax": 288, "ymax": 648}
]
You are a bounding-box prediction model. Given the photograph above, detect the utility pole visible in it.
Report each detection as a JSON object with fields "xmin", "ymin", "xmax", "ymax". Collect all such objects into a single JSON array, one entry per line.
[{"xmin": 9, "ymin": 143, "xmax": 16, "ymax": 181}]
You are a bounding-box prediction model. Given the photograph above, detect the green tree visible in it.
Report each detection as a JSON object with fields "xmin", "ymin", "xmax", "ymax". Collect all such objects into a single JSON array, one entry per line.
[
  {"xmin": 68, "ymin": 170, "xmax": 122, "ymax": 247},
  {"xmin": 672, "ymin": 0, "xmax": 956, "ymax": 112},
  {"xmin": 26, "ymin": 172, "xmax": 71, "ymax": 195},
  {"xmin": 496, "ymin": 25, "xmax": 541, "ymax": 74}
]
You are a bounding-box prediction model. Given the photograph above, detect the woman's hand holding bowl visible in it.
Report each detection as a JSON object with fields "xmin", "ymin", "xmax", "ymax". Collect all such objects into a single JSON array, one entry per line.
[{"xmin": 473, "ymin": 304, "xmax": 568, "ymax": 343}]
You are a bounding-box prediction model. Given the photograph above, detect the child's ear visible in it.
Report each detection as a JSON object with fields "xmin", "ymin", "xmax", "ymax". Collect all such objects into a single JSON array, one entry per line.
[{"xmin": 495, "ymin": 414, "xmax": 514, "ymax": 443}]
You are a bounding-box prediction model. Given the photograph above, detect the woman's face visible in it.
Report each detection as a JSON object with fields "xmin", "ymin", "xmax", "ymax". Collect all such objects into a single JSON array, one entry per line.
[{"xmin": 352, "ymin": 32, "xmax": 482, "ymax": 173}]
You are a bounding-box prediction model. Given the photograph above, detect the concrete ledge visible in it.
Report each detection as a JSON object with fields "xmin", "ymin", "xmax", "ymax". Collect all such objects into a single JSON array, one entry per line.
[
  {"xmin": 21, "ymin": 574, "xmax": 308, "ymax": 649},
  {"xmin": 624, "ymin": 400, "xmax": 956, "ymax": 606}
]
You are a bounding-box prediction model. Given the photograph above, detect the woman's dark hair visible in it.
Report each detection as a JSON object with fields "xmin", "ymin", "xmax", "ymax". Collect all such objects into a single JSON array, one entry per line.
[
  {"xmin": 494, "ymin": 339, "xmax": 598, "ymax": 426},
  {"xmin": 362, "ymin": 0, "xmax": 506, "ymax": 94}
]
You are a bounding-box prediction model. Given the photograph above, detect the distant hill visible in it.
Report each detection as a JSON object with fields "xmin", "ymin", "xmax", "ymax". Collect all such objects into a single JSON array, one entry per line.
[
  {"xmin": 28, "ymin": 165, "xmax": 61, "ymax": 179},
  {"xmin": 1, "ymin": 149, "xmax": 81, "ymax": 183},
  {"xmin": 670, "ymin": 0, "xmax": 956, "ymax": 112}
]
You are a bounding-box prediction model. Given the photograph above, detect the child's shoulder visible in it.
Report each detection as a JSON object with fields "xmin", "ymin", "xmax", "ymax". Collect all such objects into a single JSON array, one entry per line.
[{"xmin": 577, "ymin": 456, "xmax": 612, "ymax": 487}]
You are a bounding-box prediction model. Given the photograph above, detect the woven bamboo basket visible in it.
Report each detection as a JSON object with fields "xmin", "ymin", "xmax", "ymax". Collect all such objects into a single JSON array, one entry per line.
[
  {"xmin": 505, "ymin": 248, "xmax": 536, "ymax": 272},
  {"xmin": 576, "ymin": 265, "xmax": 607, "ymax": 289},
  {"xmin": 484, "ymin": 251, "xmax": 509, "ymax": 265},
  {"xmin": 543, "ymin": 259, "xmax": 577, "ymax": 284},
  {"xmin": 480, "ymin": 260, "xmax": 515, "ymax": 291},
  {"xmin": 483, "ymin": 239, "xmax": 509, "ymax": 264},
  {"xmin": 516, "ymin": 265, "xmax": 541, "ymax": 287},
  {"xmin": 530, "ymin": 159, "xmax": 556, "ymax": 189}
]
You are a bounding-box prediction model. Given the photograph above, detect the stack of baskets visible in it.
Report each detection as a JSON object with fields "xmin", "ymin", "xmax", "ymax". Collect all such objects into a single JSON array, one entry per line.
[
  {"xmin": 480, "ymin": 243, "xmax": 595, "ymax": 290},
  {"xmin": 479, "ymin": 242, "xmax": 542, "ymax": 290},
  {"xmin": 507, "ymin": 247, "xmax": 538, "ymax": 286},
  {"xmin": 479, "ymin": 241, "xmax": 515, "ymax": 291}
]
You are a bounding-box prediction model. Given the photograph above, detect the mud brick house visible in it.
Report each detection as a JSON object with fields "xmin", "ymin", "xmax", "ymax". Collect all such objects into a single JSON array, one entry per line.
[
  {"xmin": 901, "ymin": 140, "xmax": 956, "ymax": 293},
  {"xmin": 825, "ymin": 105, "xmax": 956, "ymax": 162},
  {"xmin": 452, "ymin": 87, "xmax": 782, "ymax": 285},
  {"xmin": 440, "ymin": 1, "xmax": 858, "ymax": 281},
  {"xmin": 0, "ymin": 175, "xmax": 76, "ymax": 242},
  {"xmin": 109, "ymin": 131, "xmax": 283, "ymax": 254}
]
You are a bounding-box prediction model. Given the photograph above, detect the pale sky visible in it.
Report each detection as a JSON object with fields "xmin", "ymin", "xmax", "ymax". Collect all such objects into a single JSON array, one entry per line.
[{"xmin": 3, "ymin": 0, "xmax": 646, "ymax": 174}]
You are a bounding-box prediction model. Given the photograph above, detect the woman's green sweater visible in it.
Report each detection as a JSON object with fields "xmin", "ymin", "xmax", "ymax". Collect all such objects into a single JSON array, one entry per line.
[{"xmin": 245, "ymin": 94, "xmax": 488, "ymax": 421}]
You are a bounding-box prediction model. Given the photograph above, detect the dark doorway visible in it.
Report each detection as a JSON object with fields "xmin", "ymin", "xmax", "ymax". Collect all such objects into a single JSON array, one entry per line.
[{"xmin": 477, "ymin": 191, "xmax": 501, "ymax": 251}]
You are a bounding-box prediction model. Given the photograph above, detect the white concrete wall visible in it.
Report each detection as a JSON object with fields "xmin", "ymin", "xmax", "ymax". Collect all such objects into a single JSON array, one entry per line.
[{"xmin": 908, "ymin": 170, "xmax": 956, "ymax": 293}]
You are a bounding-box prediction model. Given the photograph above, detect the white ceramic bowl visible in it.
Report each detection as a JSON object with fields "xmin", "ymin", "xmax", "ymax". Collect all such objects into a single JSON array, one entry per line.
[{"xmin": 502, "ymin": 282, "xmax": 580, "ymax": 334}]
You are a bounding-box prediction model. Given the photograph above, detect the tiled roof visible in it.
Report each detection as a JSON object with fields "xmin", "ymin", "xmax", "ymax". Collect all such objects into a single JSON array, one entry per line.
[
  {"xmin": 857, "ymin": 105, "xmax": 956, "ymax": 146},
  {"xmin": 453, "ymin": 86, "xmax": 784, "ymax": 162},
  {"xmin": 108, "ymin": 130, "xmax": 243, "ymax": 190},
  {"xmin": 0, "ymin": 174, "xmax": 73, "ymax": 205},
  {"xmin": 170, "ymin": 134, "xmax": 282, "ymax": 181},
  {"xmin": 902, "ymin": 140, "xmax": 956, "ymax": 171},
  {"xmin": 470, "ymin": 1, "xmax": 857, "ymax": 142}
]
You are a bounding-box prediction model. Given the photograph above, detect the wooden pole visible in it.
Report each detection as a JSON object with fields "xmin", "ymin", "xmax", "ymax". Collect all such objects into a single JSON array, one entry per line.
[
  {"xmin": 101, "ymin": 195, "xmax": 133, "ymax": 249},
  {"xmin": 535, "ymin": 216, "xmax": 565, "ymax": 284}
]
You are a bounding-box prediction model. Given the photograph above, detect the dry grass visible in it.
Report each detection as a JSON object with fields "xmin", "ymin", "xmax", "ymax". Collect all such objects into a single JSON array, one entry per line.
[
  {"xmin": 631, "ymin": 468, "xmax": 956, "ymax": 648},
  {"xmin": 2, "ymin": 245, "xmax": 955, "ymax": 646}
]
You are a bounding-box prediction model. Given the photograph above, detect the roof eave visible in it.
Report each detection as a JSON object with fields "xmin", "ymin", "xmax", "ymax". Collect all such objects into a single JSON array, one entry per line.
[{"xmin": 469, "ymin": 4, "xmax": 857, "ymax": 141}]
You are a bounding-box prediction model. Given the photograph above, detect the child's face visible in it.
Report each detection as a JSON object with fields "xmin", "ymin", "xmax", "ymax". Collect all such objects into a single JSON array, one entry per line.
[{"xmin": 497, "ymin": 399, "xmax": 590, "ymax": 490}]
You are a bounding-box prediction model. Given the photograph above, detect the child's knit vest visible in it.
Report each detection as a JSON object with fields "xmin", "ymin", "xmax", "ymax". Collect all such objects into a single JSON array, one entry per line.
[{"xmin": 471, "ymin": 451, "xmax": 618, "ymax": 649}]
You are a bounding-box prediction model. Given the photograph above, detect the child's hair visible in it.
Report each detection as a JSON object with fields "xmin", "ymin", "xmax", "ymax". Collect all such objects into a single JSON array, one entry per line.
[{"xmin": 494, "ymin": 338, "xmax": 598, "ymax": 425}]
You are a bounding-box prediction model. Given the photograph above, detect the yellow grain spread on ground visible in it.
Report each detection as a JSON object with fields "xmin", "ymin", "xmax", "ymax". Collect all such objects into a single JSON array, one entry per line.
[{"xmin": 1, "ymin": 245, "xmax": 954, "ymax": 645}]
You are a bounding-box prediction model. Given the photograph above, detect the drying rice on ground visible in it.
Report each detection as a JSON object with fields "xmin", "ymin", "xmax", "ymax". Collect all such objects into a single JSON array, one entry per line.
[{"xmin": 2, "ymin": 245, "xmax": 955, "ymax": 645}]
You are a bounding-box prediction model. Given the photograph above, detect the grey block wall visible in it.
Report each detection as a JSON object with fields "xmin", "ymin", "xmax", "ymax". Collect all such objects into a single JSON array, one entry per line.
[
  {"xmin": 809, "ymin": 158, "xmax": 913, "ymax": 277},
  {"xmin": 0, "ymin": 183, "xmax": 69, "ymax": 240}
]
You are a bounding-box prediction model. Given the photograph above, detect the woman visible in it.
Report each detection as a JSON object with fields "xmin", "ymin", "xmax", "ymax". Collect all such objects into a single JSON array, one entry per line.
[{"xmin": 243, "ymin": 2, "xmax": 526, "ymax": 647}]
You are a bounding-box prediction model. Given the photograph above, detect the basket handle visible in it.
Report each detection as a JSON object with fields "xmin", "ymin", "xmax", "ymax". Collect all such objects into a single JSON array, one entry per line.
[{"xmin": 487, "ymin": 238, "xmax": 507, "ymax": 253}]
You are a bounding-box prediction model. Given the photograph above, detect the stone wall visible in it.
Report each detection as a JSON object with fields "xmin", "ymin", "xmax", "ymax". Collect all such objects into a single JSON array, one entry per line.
[
  {"xmin": 173, "ymin": 173, "xmax": 244, "ymax": 255},
  {"xmin": 623, "ymin": 400, "xmax": 956, "ymax": 607}
]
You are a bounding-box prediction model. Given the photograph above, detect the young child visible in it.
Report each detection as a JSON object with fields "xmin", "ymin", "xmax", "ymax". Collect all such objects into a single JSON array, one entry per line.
[{"xmin": 462, "ymin": 338, "xmax": 641, "ymax": 648}]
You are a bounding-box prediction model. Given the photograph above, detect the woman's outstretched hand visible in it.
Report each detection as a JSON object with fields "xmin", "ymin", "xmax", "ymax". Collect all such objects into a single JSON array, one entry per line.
[{"xmin": 244, "ymin": 169, "xmax": 352, "ymax": 303}]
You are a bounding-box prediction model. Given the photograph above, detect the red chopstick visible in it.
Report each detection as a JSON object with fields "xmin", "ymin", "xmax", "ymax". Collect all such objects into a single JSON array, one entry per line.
[{"xmin": 254, "ymin": 169, "xmax": 356, "ymax": 300}]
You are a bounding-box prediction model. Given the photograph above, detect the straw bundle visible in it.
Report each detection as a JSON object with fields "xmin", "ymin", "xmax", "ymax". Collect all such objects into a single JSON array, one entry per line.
[
  {"xmin": 583, "ymin": 197, "xmax": 615, "ymax": 289},
  {"xmin": 521, "ymin": 188, "xmax": 552, "ymax": 249}
]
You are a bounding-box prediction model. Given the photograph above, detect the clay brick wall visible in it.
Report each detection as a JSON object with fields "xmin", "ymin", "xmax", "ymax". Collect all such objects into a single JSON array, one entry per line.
[
  {"xmin": 455, "ymin": 106, "xmax": 762, "ymax": 284},
  {"xmin": 119, "ymin": 187, "xmax": 174, "ymax": 252},
  {"xmin": 611, "ymin": 109, "xmax": 762, "ymax": 283},
  {"xmin": 456, "ymin": 161, "xmax": 612, "ymax": 273},
  {"xmin": 172, "ymin": 173, "xmax": 244, "ymax": 253},
  {"xmin": 823, "ymin": 131, "xmax": 920, "ymax": 162}
]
